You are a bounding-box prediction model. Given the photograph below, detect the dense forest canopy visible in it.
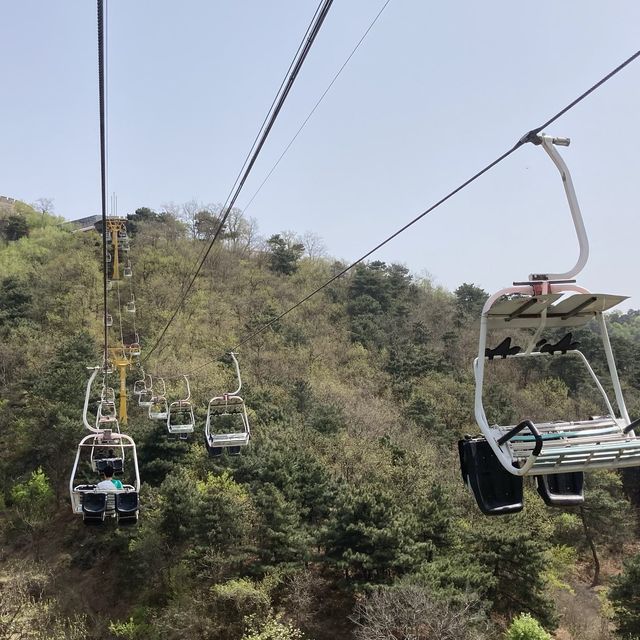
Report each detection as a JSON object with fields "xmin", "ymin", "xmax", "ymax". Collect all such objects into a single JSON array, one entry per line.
[{"xmin": 2, "ymin": 199, "xmax": 640, "ymax": 640}]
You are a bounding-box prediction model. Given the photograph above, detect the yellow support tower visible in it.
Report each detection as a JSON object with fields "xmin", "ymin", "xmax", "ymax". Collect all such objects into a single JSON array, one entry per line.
[{"xmin": 105, "ymin": 217, "xmax": 127, "ymax": 281}]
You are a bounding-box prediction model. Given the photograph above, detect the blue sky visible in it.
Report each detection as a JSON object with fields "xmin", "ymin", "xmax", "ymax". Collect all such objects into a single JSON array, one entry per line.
[{"xmin": 2, "ymin": 1, "xmax": 639, "ymax": 306}]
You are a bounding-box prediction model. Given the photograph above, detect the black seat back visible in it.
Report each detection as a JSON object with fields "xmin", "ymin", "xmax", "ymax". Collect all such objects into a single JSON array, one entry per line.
[
  {"xmin": 116, "ymin": 492, "xmax": 139, "ymax": 525},
  {"xmin": 82, "ymin": 492, "xmax": 108, "ymax": 525},
  {"xmin": 459, "ymin": 438, "xmax": 524, "ymax": 515},
  {"xmin": 536, "ymin": 472, "xmax": 584, "ymax": 507}
]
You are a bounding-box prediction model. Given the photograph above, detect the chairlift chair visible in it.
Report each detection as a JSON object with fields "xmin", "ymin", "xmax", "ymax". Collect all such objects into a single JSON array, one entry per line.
[
  {"xmin": 459, "ymin": 134, "xmax": 640, "ymax": 515},
  {"xmin": 123, "ymin": 264, "xmax": 133, "ymax": 278},
  {"xmin": 148, "ymin": 378, "xmax": 168, "ymax": 420},
  {"xmin": 204, "ymin": 353, "xmax": 250, "ymax": 455},
  {"xmin": 126, "ymin": 295, "xmax": 136, "ymax": 313},
  {"xmin": 95, "ymin": 400, "xmax": 117, "ymax": 428},
  {"xmin": 128, "ymin": 342, "xmax": 141, "ymax": 358},
  {"xmin": 167, "ymin": 375, "xmax": 195, "ymax": 437},
  {"xmin": 133, "ymin": 375, "xmax": 146, "ymax": 396},
  {"xmin": 106, "ymin": 314, "xmax": 113, "ymax": 327},
  {"xmin": 138, "ymin": 393, "xmax": 153, "ymax": 408},
  {"xmin": 138, "ymin": 375, "xmax": 154, "ymax": 408},
  {"xmin": 69, "ymin": 431, "xmax": 140, "ymax": 525},
  {"xmin": 101, "ymin": 386, "xmax": 116, "ymax": 403}
]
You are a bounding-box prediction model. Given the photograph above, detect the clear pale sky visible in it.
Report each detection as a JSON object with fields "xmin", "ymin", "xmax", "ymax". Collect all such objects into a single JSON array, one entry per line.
[{"xmin": 2, "ymin": 1, "xmax": 639, "ymax": 306}]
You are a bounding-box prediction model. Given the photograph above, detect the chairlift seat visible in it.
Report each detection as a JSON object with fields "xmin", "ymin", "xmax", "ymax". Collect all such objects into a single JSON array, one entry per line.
[
  {"xmin": 495, "ymin": 416, "xmax": 640, "ymax": 474},
  {"xmin": 458, "ymin": 438, "xmax": 524, "ymax": 515},
  {"xmin": 536, "ymin": 472, "xmax": 584, "ymax": 506},
  {"xmin": 167, "ymin": 400, "xmax": 195, "ymax": 434},
  {"xmin": 148, "ymin": 396, "xmax": 168, "ymax": 420},
  {"xmin": 138, "ymin": 389, "xmax": 154, "ymax": 407},
  {"xmin": 82, "ymin": 492, "xmax": 108, "ymax": 525},
  {"xmin": 116, "ymin": 492, "xmax": 139, "ymax": 525},
  {"xmin": 95, "ymin": 457, "xmax": 124, "ymax": 475},
  {"xmin": 205, "ymin": 432, "xmax": 250, "ymax": 449}
]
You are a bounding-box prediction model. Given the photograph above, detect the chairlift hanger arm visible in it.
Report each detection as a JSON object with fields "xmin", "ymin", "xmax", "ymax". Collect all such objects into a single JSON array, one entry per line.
[
  {"xmin": 229, "ymin": 352, "xmax": 242, "ymax": 396},
  {"xmin": 529, "ymin": 134, "xmax": 589, "ymax": 281},
  {"xmin": 83, "ymin": 367, "xmax": 100, "ymax": 433}
]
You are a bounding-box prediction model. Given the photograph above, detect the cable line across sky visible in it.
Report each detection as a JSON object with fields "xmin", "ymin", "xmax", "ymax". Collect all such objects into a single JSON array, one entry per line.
[
  {"xmin": 148, "ymin": 47, "xmax": 640, "ymax": 380},
  {"xmin": 142, "ymin": 0, "xmax": 335, "ymax": 364}
]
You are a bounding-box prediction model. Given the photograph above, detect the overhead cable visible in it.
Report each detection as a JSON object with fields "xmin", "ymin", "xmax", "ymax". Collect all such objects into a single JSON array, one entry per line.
[
  {"xmin": 167, "ymin": 47, "xmax": 640, "ymax": 378},
  {"xmin": 142, "ymin": 0, "xmax": 335, "ymax": 363},
  {"xmin": 97, "ymin": 0, "xmax": 109, "ymax": 367},
  {"xmin": 241, "ymin": 0, "xmax": 393, "ymax": 214}
]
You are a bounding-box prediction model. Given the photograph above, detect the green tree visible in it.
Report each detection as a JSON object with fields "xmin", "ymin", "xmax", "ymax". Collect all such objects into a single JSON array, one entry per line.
[
  {"xmin": 504, "ymin": 613, "xmax": 552, "ymax": 640},
  {"xmin": 609, "ymin": 552, "xmax": 640, "ymax": 639},
  {"xmin": 324, "ymin": 484, "xmax": 428, "ymax": 585},
  {"xmin": 266, "ymin": 234, "xmax": 304, "ymax": 275},
  {"xmin": 4, "ymin": 214, "xmax": 29, "ymax": 241},
  {"xmin": 454, "ymin": 282, "xmax": 488, "ymax": 318},
  {"xmin": 0, "ymin": 276, "xmax": 32, "ymax": 325},
  {"xmin": 10, "ymin": 467, "xmax": 54, "ymax": 557}
]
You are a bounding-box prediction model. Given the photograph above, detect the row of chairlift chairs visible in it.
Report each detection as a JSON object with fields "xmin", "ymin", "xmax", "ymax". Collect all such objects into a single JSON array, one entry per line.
[
  {"xmin": 69, "ymin": 222, "xmax": 143, "ymax": 525},
  {"xmin": 71, "ymin": 136, "xmax": 640, "ymax": 521},
  {"xmin": 459, "ymin": 133, "xmax": 640, "ymax": 515},
  {"xmin": 134, "ymin": 352, "xmax": 251, "ymax": 456}
]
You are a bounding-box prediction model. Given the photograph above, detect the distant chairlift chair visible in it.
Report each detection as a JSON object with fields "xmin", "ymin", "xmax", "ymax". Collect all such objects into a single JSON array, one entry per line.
[
  {"xmin": 149, "ymin": 378, "xmax": 169, "ymax": 421},
  {"xmin": 167, "ymin": 375, "xmax": 195, "ymax": 438},
  {"xmin": 204, "ymin": 353, "xmax": 251, "ymax": 456}
]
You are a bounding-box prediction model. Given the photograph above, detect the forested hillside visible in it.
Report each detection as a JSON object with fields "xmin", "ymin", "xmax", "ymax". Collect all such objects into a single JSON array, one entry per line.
[{"xmin": 3, "ymin": 199, "xmax": 640, "ymax": 640}]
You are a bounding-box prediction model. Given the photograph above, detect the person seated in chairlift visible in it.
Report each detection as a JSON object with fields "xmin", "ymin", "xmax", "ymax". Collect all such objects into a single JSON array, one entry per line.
[{"xmin": 96, "ymin": 464, "xmax": 123, "ymax": 491}]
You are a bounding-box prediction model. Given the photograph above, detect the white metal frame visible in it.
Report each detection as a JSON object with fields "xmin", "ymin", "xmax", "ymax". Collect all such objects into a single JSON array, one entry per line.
[
  {"xmin": 205, "ymin": 353, "xmax": 251, "ymax": 449},
  {"xmin": 167, "ymin": 375, "xmax": 195, "ymax": 435},
  {"xmin": 69, "ymin": 431, "xmax": 140, "ymax": 515},
  {"xmin": 72, "ymin": 367, "xmax": 141, "ymax": 518},
  {"xmin": 148, "ymin": 378, "xmax": 168, "ymax": 420},
  {"xmin": 138, "ymin": 374, "xmax": 154, "ymax": 407},
  {"xmin": 473, "ymin": 134, "xmax": 639, "ymax": 476}
]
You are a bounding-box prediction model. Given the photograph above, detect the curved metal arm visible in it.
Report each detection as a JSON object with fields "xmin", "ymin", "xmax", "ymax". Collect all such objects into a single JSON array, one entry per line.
[
  {"xmin": 498, "ymin": 419, "xmax": 543, "ymax": 457},
  {"xmin": 146, "ymin": 373, "xmax": 153, "ymax": 392},
  {"xmin": 530, "ymin": 134, "xmax": 589, "ymax": 280},
  {"xmin": 83, "ymin": 367, "xmax": 100, "ymax": 432},
  {"xmin": 229, "ymin": 352, "xmax": 242, "ymax": 396},
  {"xmin": 182, "ymin": 375, "xmax": 191, "ymax": 402}
]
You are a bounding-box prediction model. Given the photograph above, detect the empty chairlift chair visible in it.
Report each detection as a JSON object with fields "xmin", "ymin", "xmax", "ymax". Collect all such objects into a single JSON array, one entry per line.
[
  {"xmin": 204, "ymin": 353, "xmax": 251, "ymax": 456},
  {"xmin": 459, "ymin": 134, "xmax": 640, "ymax": 515},
  {"xmin": 138, "ymin": 374, "xmax": 154, "ymax": 408},
  {"xmin": 149, "ymin": 378, "xmax": 169, "ymax": 421},
  {"xmin": 133, "ymin": 369, "xmax": 146, "ymax": 396},
  {"xmin": 167, "ymin": 375, "xmax": 195, "ymax": 438}
]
